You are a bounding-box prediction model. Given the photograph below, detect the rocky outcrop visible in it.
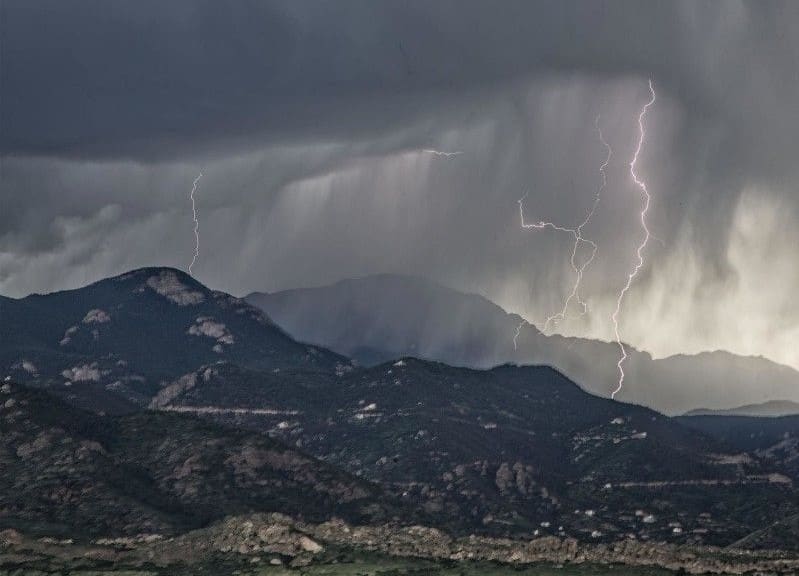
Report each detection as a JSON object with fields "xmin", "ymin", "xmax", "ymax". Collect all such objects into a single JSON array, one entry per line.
[{"xmin": 3, "ymin": 514, "xmax": 799, "ymax": 574}]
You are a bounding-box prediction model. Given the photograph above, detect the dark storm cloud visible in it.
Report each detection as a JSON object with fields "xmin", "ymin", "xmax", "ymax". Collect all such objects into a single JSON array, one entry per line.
[
  {"xmin": 3, "ymin": 1, "xmax": 798, "ymax": 229},
  {"xmin": 1, "ymin": 1, "xmax": 794, "ymax": 163},
  {"xmin": 1, "ymin": 1, "xmax": 799, "ymax": 372}
]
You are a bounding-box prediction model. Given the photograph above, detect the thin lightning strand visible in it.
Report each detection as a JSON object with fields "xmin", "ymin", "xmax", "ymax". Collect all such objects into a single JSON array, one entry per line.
[
  {"xmin": 422, "ymin": 149, "xmax": 463, "ymax": 158},
  {"xmin": 543, "ymin": 116, "xmax": 612, "ymax": 332},
  {"xmin": 514, "ymin": 115, "xmax": 611, "ymax": 350},
  {"xmin": 517, "ymin": 191, "xmax": 597, "ymax": 321},
  {"xmin": 610, "ymin": 79, "xmax": 656, "ymax": 400},
  {"xmin": 188, "ymin": 173, "xmax": 203, "ymax": 276},
  {"xmin": 513, "ymin": 319, "xmax": 526, "ymax": 351}
]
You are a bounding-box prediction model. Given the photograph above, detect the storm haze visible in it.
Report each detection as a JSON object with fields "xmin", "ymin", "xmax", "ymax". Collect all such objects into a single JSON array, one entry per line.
[{"xmin": 1, "ymin": 0, "xmax": 798, "ymax": 373}]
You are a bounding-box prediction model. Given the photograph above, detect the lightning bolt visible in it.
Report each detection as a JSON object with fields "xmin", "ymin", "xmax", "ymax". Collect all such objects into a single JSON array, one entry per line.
[
  {"xmin": 544, "ymin": 116, "xmax": 611, "ymax": 331},
  {"xmin": 422, "ymin": 149, "xmax": 464, "ymax": 158},
  {"xmin": 610, "ymin": 79, "xmax": 656, "ymax": 399},
  {"xmin": 515, "ymin": 115, "xmax": 611, "ymax": 346},
  {"xmin": 513, "ymin": 318, "xmax": 525, "ymax": 351},
  {"xmin": 188, "ymin": 172, "xmax": 203, "ymax": 276}
]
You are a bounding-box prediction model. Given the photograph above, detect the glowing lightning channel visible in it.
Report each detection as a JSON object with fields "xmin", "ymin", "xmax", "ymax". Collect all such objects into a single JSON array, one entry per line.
[
  {"xmin": 610, "ymin": 79, "xmax": 656, "ymax": 400},
  {"xmin": 188, "ymin": 172, "xmax": 203, "ymax": 276},
  {"xmin": 422, "ymin": 149, "xmax": 464, "ymax": 158},
  {"xmin": 543, "ymin": 115, "xmax": 612, "ymax": 332},
  {"xmin": 513, "ymin": 319, "xmax": 526, "ymax": 351},
  {"xmin": 514, "ymin": 115, "xmax": 611, "ymax": 351}
]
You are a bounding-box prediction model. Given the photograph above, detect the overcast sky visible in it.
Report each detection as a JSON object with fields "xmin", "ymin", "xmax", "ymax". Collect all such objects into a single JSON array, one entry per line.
[{"xmin": 1, "ymin": 0, "xmax": 798, "ymax": 370}]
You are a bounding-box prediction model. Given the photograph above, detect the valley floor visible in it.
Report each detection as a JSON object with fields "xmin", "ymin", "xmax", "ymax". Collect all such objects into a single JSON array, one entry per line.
[{"xmin": 0, "ymin": 551, "xmax": 697, "ymax": 576}]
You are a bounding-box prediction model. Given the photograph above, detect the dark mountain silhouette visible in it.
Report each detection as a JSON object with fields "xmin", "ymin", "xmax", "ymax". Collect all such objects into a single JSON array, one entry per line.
[
  {"xmin": 1, "ymin": 267, "xmax": 349, "ymax": 413},
  {"xmin": 155, "ymin": 357, "xmax": 798, "ymax": 546},
  {"xmin": 0, "ymin": 381, "xmax": 395, "ymax": 538}
]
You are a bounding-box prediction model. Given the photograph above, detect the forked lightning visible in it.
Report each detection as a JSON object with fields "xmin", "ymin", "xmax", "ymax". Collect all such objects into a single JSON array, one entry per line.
[
  {"xmin": 610, "ymin": 79, "xmax": 656, "ymax": 399},
  {"xmin": 514, "ymin": 116, "xmax": 611, "ymax": 348}
]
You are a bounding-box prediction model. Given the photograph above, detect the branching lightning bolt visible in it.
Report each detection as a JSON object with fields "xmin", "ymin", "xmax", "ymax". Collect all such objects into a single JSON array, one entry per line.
[
  {"xmin": 514, "ymin": 116, "xmax": 611, "ymax": 350},
  {"xmin": 188, "ymin": 173, "xmax": 203, "ymax": 276},
  {"xmin": 610, "ymin": 79, "xmax": 656, "ymax": 399}
]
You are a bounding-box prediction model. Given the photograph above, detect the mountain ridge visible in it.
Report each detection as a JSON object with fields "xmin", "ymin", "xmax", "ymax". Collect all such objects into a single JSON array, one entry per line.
[
  {"xmin": 685, "ymin": 399, "xmax": 799, "ymax": 417},
  {"xmin": 1, "ymin": 266, "xmax": 350, "ymax": 413},
  {"xmin": 247, "ymin": 273, "xmax": 799, "ymax": 414}
]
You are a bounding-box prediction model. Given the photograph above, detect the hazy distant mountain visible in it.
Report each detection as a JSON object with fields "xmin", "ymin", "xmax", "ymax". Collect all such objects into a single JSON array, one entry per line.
[
  {"xmin": 684, "ymin": 400, "xmax": 799, "ymax": 417},
  {"xmin": 247, "ymin": 274, "xmax": 799, "ymax": 415},
  {"xmin": 0, "ymin": 267, "xmax": 349, "ymax": 413},
  {"xmin": 248, "ymin": 275, "xmax": 514, "ymax": 368}
]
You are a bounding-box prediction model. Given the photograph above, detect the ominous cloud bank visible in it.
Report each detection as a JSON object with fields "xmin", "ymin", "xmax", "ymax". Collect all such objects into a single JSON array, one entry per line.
[{"xmin": 1, "ymin": 1, "xmax": 798, "ymax": 371}]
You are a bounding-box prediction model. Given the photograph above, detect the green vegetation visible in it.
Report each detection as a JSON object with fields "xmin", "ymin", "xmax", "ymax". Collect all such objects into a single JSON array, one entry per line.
[
  {"xmin": 251, "ymin": 554, "xmax": 676, "ymax": 576},
  {"xmin": 0, "ymin": 556, "xmax": 678, "ymax": 576}
]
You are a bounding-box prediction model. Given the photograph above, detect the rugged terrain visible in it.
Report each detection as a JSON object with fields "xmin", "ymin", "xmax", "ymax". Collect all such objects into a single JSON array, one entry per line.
[
  {"xmin": 1, "ymin": 268, "xmax": 349, "ymax": 414},
  {"xmin": 152, "ymin": 358, "xmax": 799, "ymax": 549},
  {"xmin": 0, "ymin": 382, "xmax": 398, "ymax": 538},
  {"xmin": 3, "ymin": 267, "xmax": 799, "ymax": 572}
]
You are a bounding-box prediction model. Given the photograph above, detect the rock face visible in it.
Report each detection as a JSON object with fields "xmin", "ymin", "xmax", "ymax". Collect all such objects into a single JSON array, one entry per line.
[
  {"xmin": 305, "ymin": 516, "xmax": 799, "ymax": 575},
  {"xmin": 209, "ymin": 516, "xmax": 324, "ymax": 559}
]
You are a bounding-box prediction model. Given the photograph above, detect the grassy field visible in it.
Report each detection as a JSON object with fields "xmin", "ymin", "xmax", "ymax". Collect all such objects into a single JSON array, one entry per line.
[
  {"xmin": 258, "ymin": 560, "xmax": 674, "ymax": 576},
  {"xmin": 0, "ymin": 555, "xmax": 679, "ymax": 576}
]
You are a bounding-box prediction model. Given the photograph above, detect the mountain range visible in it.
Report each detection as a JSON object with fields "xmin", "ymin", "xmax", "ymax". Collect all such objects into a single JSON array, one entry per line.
[
  {"xmin": 2, "ymin": 267, "xmax": 799, "ymax": 553},
  {"xmin": 247, "ymin": 274, "xmax": 799, "ymax": 415}
]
